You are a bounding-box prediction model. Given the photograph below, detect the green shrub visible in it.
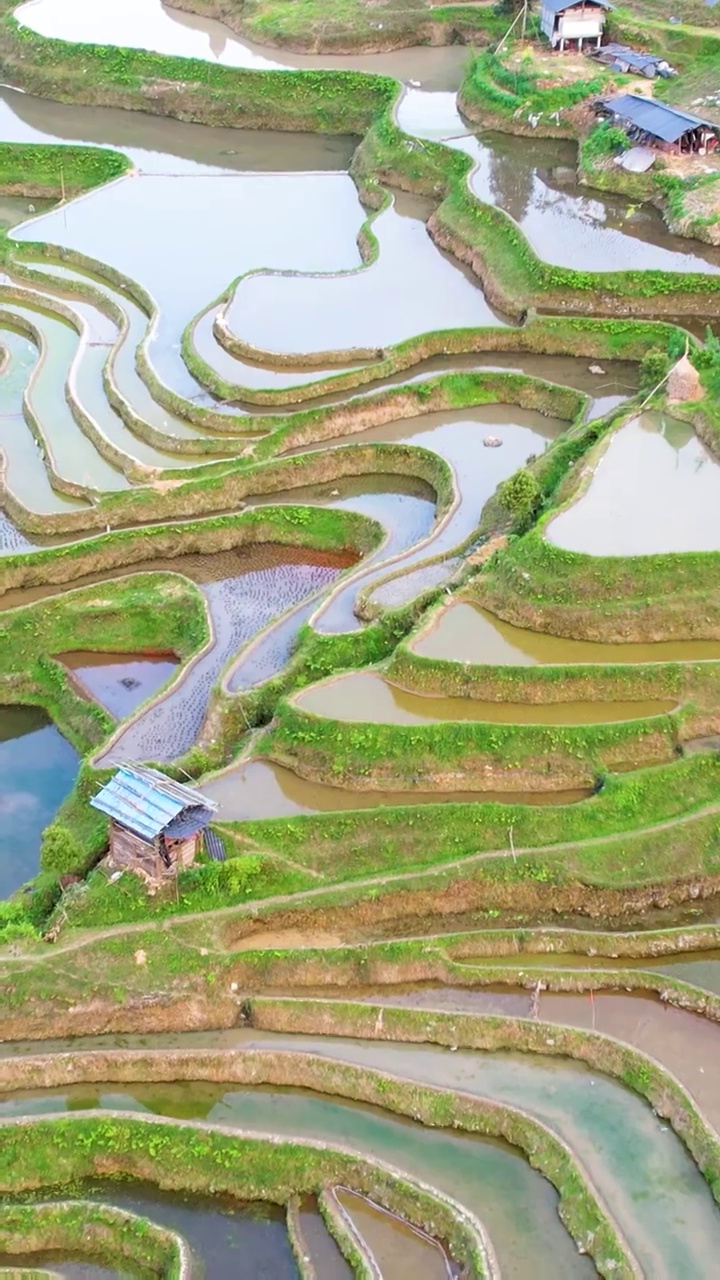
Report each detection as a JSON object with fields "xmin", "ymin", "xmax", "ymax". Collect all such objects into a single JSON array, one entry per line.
[
  {"xmin": 40, "ymin": 822, "xmax": 86, "ymax": 875},
  {"xmin": 639, "ymin": 347, "xmax": 670, "ymax": 393},
  {"xmin": 499, "ymin": 468, "xmax": 541, "ymax": 522},
  {"xmin": 581, "ymin": 122, "xmax": 630, "ymax": 170},
  {"xmin": 0, "ymin": 901, "xmax": 38, "ymax": 947}
]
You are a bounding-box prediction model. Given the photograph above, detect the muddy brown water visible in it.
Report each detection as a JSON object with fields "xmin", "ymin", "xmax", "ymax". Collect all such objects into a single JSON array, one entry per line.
[
  {"xmin": 0, "ymin": 83, "xmax": 358, "ymax": 175},
  {"xmin": 539, "ymin": 987, "xmax": 720, "ymax": 1135},
  {"xmin": 59, "ymin": 650, "xmax": 179, "ymax": 720},
  {"xmin": 202, "ymin": 758, "xmax": 591, "ymax": 820},
  {"xmin": 297, "ymin": 1194, "xmax": 353, "ymax": 1280},
  {"xmin": 295, "ymin": 669, "xmax": 676, "ymax": 725},
  {"xmin": 334, "ymin": 1187, "xmax": 455, "ymax": 1279},
  {"xmin": 547, "ymin": 412, "xmax": 720, "ymax": 556},
  {"xmin": 411, "ymin": 601, "xmax": 720, "ymax": 665}
]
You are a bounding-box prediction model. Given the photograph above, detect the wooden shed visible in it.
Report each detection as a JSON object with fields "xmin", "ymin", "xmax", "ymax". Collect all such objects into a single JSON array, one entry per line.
[
  {"xmin": 91, "ymin": 764, "xmax": 219, "ymax": 882},
  {"xmin": 597, "ymin": 94, "xmax": 719, "ymax": 154},
  {"xmin": 540, "ymin": 0, "xmax": 612, "ymax": 51}
]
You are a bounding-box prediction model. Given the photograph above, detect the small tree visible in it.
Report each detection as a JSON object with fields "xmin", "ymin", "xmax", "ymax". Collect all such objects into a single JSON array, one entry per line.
[{"xmin": 499, "ymin": 468, "xmax": 541, "ymax": 524}]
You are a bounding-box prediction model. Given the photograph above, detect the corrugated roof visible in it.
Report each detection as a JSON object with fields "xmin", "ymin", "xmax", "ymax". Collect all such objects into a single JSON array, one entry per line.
[
  {"xmin": 543, "ymin": 0, "xmax": 613, "ymax": 13},
  {"xmin": 204, "ymin": 829, "xmax": 226, "ymax": 862},
  {"xmin": 165, "ymin": 807, "xmax": 215, "ymax": 839},
  {"xmin": 597, "ymin": 44, "xmax": 663, "ymax": 71},
  {"xmin": 603, "ymin": 93, "xmax": 716, "ymax": 143},
  {"xmin": 91, "ymin": 765, "xmax": 217, "ymax": 843}
]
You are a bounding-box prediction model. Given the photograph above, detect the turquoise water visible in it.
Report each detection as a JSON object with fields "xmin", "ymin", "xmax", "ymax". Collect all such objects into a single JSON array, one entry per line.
[{"xmin": 0, "ymin": 706, "xmax": 78, "ymax": 896}]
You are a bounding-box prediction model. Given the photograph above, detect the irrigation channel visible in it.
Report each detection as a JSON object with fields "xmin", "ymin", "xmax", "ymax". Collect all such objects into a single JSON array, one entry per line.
[{"xmin": 4, "ymin": 0, "xmax": 720, "ymax": 1274}]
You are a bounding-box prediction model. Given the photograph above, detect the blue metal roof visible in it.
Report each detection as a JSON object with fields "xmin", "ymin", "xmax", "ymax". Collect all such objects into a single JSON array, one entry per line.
[
  {"xmin": 90, "ymin": 765, "xmax": 216, "ymax": 843},
  {"xmin": 602, "ymin": 93, "xmax": 716, "ymax": 143},
  {"xmin": 543, "ymin": 0, "xmax": 613, "ymax": 12}
]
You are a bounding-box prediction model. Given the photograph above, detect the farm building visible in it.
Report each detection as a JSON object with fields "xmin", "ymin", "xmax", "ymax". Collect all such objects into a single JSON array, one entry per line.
[
  {"xmin": 91, "ymin": 764, "xmax": 220, "ymax": 882},
  {"xmin": 590, "ymin": 44, "xmax": 675, "ymax": 79},
  {"xmin": 597, "ymin": 94, "xmax": 719, "ymax": 154},
  {"xmin": 540, "ymin": 0, "xmax": 613, "ymax": 52}
]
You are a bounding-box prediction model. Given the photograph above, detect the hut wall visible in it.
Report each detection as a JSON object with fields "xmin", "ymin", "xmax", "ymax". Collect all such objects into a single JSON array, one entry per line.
[
  {"xmin": 166, "ymin": 834, "xmax": 200, "ymax": 868},
  {"xmin": 109, "ymin": 824, "xmax": 164, "ymax": 878}
]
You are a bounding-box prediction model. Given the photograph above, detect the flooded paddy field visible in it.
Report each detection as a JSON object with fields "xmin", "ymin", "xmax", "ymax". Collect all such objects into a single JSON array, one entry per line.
[
  {"xmin": 295, "ymin": 668, "xmax": 676, "ymax": 724},
  {"xmin": 548, "ymin": 412, "xmax": 720, "ymax": 557},
  {"xmin": 201, "ymin": 757, "xmax": 591, "ymax": 819},
  {"xmin": 4, "ymin": 1028, "xmax": 720, "ymax": 1277},
  {"xmin": 411, "ymin": 600, "xmax": 720, "ymax": 665}
]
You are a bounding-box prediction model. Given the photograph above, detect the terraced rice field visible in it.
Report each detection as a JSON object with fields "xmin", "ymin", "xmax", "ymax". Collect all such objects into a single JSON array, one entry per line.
[{"xmin": 3, "ymin": 0, "xmax": 720, "ymax": 1274}]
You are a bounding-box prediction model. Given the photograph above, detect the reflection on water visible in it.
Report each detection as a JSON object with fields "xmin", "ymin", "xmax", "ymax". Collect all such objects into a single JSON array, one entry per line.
[
  {"xmin": 412, "ymin": 601, "xmax": 720, "ymax": 665},
  {"xmin": 296, "ymin": 669, "xmax": 676, "ymax": 725},
  {"xmin": 16, "ymin": 0, "xmax": 468, "ymax": 85},
  {"xmin": 15, "ymin": 0, "xmax": 468, "ymax": 86},
  {"xmin": 547, "ymin": 412, "xmax": 720, "ymax": 556},
  {"xmin": 225, "ymin": 192, "xmax": 505, "ymax": 358},
  {"xmin": 60, "ymin": 651, "xmax": 179, "ymax": 720},
  {"xmin": 0, "ymin": 706, "xmax": 78, "ymax": 897},
  {"xmin": 202, "ymin": 758, "xmax": 590, "ymax": 820},
  {"xmin": 12, "ymin": 173, "xmax": 365, "ymax": 387},
  {"xmin": 311, "ymin": 403, "xmax": 562, "ymax": 634},
  {"xmin": 398, "ymin": 90, "xmax": 720, "ymax": 277}
]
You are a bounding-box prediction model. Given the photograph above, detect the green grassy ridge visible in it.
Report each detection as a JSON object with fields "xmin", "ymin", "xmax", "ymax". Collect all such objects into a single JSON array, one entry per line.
[
  {"xmin": 262, "ymin": 696, "xmax": 681, "ymax": 784},
  {"xmin": 0, "ymin": 1114, "xmax": 485, "ymax": 1278},
  {"xmin": 0, "ymin": 573, "xmax": 208, "ymax": 876},
  {"xmin": 235, "ymin": 0, "xmax": 505, "ymax": 46},
  {"xmin": 0, "ymin": 1058, "xmax": 631, "ymax": 1280},
  {"xmin": 225, "ymin": 934, "xmax": 720, "ymax": 1019},
  {"xmin": 359, "ymin": 106, "xmax": 720, "ymax": 313},
  {"xmin": 0, "ymin": 142, "xmax": 129, "ymax": 196},
  {"xmin": 233, "ymin": 753, "xmax": 720, "ymax": 879},
  {"xmin": 3, "ymin": 12, "xmax": 397, "ymax": 131},
  {"xmin": 0, "ymin": 573, "xmax": 209, "ymax": 935},
  {"xmin": 62, "ymin": 804, "xmax": 710, "ymax": 927},
  {"xmin": 0, "ymin": 1201, "xmax": 188, "ymax": 1279},
  {"xmin": 0, "ymin": 503, "xmax": 381, "ymax": 594},
  {"xmin": 388, "ymin": 635, "xmax": 720, "ymax": 704},
  {"xmin": 4, "ymin": 11, "xmax": 719, "ymax": 331},
  {"xmin": 239, "ymin": 312, "xmax": 673, "ymax": 416},
  {"xmin": 482, "ymin": 523, "xmax": 720, "ymax": 610}
]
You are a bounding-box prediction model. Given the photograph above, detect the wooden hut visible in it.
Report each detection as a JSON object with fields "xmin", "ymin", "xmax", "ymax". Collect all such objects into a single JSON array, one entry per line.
[
  {"xmin": 598, "ymin": 94, "xmax": 719, "ymax": 155},
  {"xmin": 540, "ymin": 0, "xmax": 613, "ymax": 52},
  {"xmin": 91, "ymin": 764, "xmax": 219, "ymax": 882}
]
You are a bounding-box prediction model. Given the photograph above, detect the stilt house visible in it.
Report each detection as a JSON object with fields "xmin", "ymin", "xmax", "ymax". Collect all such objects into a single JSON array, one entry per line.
[
  {"xmin": 91, "ymin": 764, "xmax": 219, "ymax": 881},
  {"xmin": 540, "ymin": 0, "xmax": 613, "ymax": 52}
]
